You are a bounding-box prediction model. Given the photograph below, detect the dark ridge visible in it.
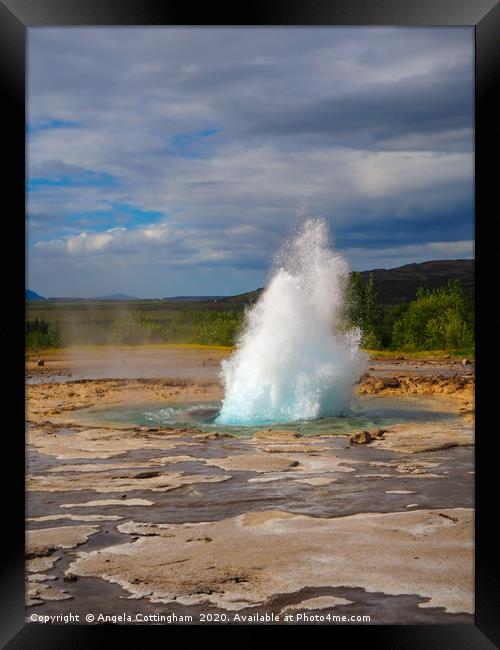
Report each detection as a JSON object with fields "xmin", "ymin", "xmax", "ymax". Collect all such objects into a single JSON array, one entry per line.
[
  {"xmin": 357, "ymin": 259, "xmax": 474, "ymax": 305},
  {"xmin": 27, "ymin": 259, "xmax": 474, "ymax": 309},
  {"xmin": 218, "ymin": 259, "xmax": 474, "ymax": 307}
]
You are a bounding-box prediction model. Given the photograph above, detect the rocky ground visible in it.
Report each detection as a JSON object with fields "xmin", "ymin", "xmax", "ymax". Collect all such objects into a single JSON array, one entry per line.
[{"xmin": 26, "ymin": 349, "xmax": 474, "ymax": 625}]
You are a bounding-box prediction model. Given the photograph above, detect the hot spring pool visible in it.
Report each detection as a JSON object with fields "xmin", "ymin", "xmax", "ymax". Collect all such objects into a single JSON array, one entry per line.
[{"xmin": 73, "ymin": 394, "xmax": 459, "ymax": 438}]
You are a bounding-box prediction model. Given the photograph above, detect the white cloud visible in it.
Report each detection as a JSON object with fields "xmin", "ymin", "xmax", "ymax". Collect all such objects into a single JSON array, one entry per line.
[{"xmin": 27, "ymin": 27, "xmax": 474, "ymax": 296}]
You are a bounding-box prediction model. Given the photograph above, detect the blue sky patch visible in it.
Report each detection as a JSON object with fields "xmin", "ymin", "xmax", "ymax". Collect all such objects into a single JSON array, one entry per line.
[
  {"xmin": 168, "ymin": 128, "xmax": 223, "ymax": 158},
  {"xmin": 27, "ymin": 119, "xmax": 81, "ymax": 134},
  {"xmin": 28, "ymin": 169, "xmax": 119, "ymax": 191}
]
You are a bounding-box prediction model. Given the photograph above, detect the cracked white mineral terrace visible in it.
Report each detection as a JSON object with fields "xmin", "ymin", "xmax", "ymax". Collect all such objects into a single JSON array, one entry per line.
[
  {"xmin": 27, "ymin": 426, "xmax": 198, "ymax": 460},
  {"xmin": 370, "ymin": 421, "xmax": 473, "ymax": 454},
  {"xmin": 45, "ymin": 456, "xmax": 198, "ymax": 473},
  {"xmin": 60, "ymin": 498, "xmax": 154, "ymax": 508},
  {"xmin": 282, "ymin": 596, "xmax": 353, "ymax": 612},
  {"xmin": 292, "ymin": 477, "xmax": 338, "ymax": 486},
  {"xmin": 26, "ymin": 351, "xmax": 475, "ymax": 622},
  {"xmin": 203, "ymin": 453, "xmax": 299, "ymax": 473},
  {"xmin": 27, "ymin": 583, "xmax": 72, "ymax": 606},
  {"xmin": 26, "ymin": 556, "xmax": 61, "ymax": 573},
  {"xmin": 27, "ymin": 573, "xmax": 57, "ymax": 583},
  {"xmin": 26, "ymin": 525, "xmax": 100, "ymax": 557},
  {"xmin": 27, "ymin": 470, "xmax": 231, "ymax": 493},
  {"xmin": 28, "ymin": 514, "xmax": 123, "ymax": 522},
  {"xmin": 68, "ymin": 508, "xmax": 473, "ymax": 614}
]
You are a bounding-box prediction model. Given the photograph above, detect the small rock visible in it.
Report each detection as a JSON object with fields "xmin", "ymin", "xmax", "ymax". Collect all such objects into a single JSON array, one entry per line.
[
  {"xmin": 289, "ymin": 461, "xmax": 300, "ymax": 467},
  {"xmin": 203, "ymin": 432, "xmax": 232, "ymax": 440},
  {"xmin": 63, "ymin": 573, "xmax": 78, "ymax": 582},
  {"xmin": 350, "ymin": 431, "xmax": 372, "ymax": 445},
  {"xmin": 134, "ymin": 471, "xmax": 161, "ymax": 479},
  {"xmin": 383, "ymin": 378, "xmax": 401, "ymax": 388},
  {"xmin": 461, "ymin": 358, "xmax": 471, "ymax": 365},
  {"xmin": 396, "ymin": 463, "xmax": 427, "ymax": 475},
  {"xmin": 37, "ymin": 359, "xmax": 45, "ymax": 367}
]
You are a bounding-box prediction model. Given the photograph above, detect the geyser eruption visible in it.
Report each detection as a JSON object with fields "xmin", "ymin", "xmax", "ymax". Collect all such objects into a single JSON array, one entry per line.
[{"xmin": 216, "ymin": 218, "xmax": 368, "ymax": 425}]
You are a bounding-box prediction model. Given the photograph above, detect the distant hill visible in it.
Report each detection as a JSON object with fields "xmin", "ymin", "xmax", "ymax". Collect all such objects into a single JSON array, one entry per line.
[
  {"xmin": 216, "ymin": 259, "xmax": 474, "ymax": 308},
  {"xmin": 92, "ymin": 294, "xmax": 139, "ymax": 301},
  {"xmin": 47, "ymin": 293, "xmax": 139, "ymax": 301},
  {"xmin": 26, "ymin": 290, "xmax": 46, "ymax": 301},
  {"xmin": 163, "ymin": 295, "xmax": 228, "ymax": 302},
  {"xmin": 358, "ymin": 259, "xmax": 474, "ymax": 305},
  {"xmin": 30, "ymin": 259, "xmax": 474, "ymax": 309},
  {"xmin": 219, "ymin": 288, "xmax": 264, "ymax": 305}
]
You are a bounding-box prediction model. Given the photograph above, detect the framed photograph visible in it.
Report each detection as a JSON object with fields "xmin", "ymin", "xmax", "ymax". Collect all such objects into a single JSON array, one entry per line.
[{"xmin": 2, "ymin": 0, "xmax": 498, "ymax": 646}]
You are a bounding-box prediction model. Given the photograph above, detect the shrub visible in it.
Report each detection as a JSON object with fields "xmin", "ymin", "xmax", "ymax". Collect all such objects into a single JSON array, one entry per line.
[
  {"xmin": 342, "ymin": 272, "xmax": 382, "ymax": 348},
  {"xmin": 26, "ymin": 318, "xmax": 61, "ymax": 349},
  {"xmin": 392, "ymin": 281, "xmax": 474, "ymax": 351}
]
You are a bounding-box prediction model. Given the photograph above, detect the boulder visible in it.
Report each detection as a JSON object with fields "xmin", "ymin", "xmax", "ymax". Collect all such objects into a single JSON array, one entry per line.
[
  {"xmin": 350, "ymin": 431, "xmax": 372, "ymax": 445},
  {"xmin": 461, "ymin": 358, "xmax": 471, "ymax": 366},
  {"xmin": 37, "ymin": 359, "xmax": 45, "ymax": 367}
]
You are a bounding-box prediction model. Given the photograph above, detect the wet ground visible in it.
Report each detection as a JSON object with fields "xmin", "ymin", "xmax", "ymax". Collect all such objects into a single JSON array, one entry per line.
[
  {"xmin": 25, "ymin": 348, "xmax": 475, "ymax": 625},
  {"xmin": 26, "ymin": 348, "xmax": 474, "ymax": 384}
]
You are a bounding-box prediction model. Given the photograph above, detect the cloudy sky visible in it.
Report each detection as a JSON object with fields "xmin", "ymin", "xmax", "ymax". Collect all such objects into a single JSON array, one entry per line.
[{"xmin": 28, "ymin": 27, "xmax": 474, "ymax": 298}]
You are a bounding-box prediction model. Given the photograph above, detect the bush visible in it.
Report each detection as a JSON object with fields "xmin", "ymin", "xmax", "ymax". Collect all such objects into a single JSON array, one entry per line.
[
  {"xmin": 110, "ymin": 311, "xmax": 161, "ymax": 344},
  {"xmin": 26, "ymin": 318, "xmax": 61, "ymax": 349},
  {"xmin": 163, "ymin": 310, "xmax": 244, "ymax": 346},
  {"xmin": 108, "ymin": 310, "xmax": 244, "ymax": 346},
  {"xmin": 342, "ymin": 272, "xmax": 382, "ymax": 348},
  {"xmin": 392, "ymin": 281, "xmax": 474, "ymax": 351}
]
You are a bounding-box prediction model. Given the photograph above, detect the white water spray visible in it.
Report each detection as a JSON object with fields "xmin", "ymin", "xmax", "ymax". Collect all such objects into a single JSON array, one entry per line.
[{"xmin": 216, "ymin": 218, "xmax": 368, "ymax": 425}]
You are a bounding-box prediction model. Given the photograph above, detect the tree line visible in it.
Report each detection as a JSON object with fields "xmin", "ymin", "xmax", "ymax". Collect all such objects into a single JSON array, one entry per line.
[
  {"xmin": 26, "ymin": 277, "xmax": 474, "ymax": 354},
  {"xmin": 341, "ymin": 273, "xmax": 474, "ymax": 353}
]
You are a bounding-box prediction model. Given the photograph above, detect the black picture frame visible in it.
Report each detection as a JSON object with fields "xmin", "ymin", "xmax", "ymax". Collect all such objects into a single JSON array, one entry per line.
[{"xmin": 2, "ymin": 0, "xmax": 499, "ymax": 646}]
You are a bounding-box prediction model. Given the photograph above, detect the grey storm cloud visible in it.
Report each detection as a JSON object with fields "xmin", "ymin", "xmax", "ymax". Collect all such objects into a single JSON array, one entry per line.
[
  {"xmin": 247, "ymin": 71, "xmax": 473, "ymax": 151},
  {"xmin": 27, "ymin": 27, "xmax": 474, "ymax": 298}
]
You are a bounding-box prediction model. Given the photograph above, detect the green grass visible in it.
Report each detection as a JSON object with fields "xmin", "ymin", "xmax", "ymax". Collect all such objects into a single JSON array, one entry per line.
[
  {"xmin": 26, "ymin": 343, "xmax": 234, "ymax": 359},
  {"xmin": 26, "ymin": 301, "xmax": 245, "ymax": 350},
  {"xmin": 26, "ymin": 298, "xmax": 474, "ymax": 357},
  {"xmin": 364, "ymin": 348, "xmax": 474, "ymax": 359}
]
